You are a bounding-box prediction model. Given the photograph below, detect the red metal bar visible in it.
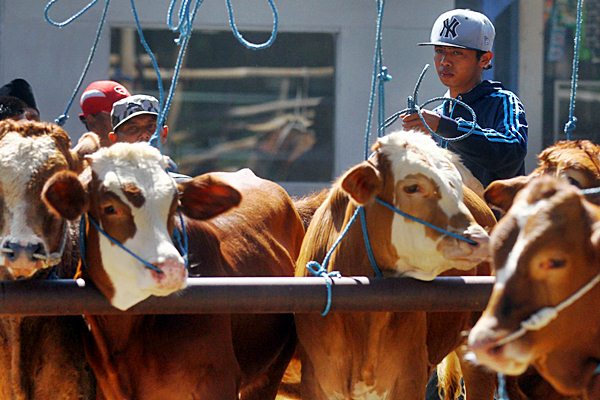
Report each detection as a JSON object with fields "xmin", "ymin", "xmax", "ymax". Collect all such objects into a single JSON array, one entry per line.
[{"xmin": 0, "ymin": 276, "xmax": 494, "ymax": 315}]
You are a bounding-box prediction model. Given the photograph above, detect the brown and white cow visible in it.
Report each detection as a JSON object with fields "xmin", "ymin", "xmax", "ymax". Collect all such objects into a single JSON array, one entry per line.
[
  {"xmin": 294, "ymin": 130, "xmax": 496, "ymax": 399},
  {"xmin": 42, "ymin": 142, "xmax": 304, "ymax": 399},
  {"xmin": 0, "ymin": 120, "xmax": 96, "ymax": 399},
  {"xmin": 468, "ymin": 175, "xmax": 600, "ymax": 398},
  {"xmin": 486, "ymin": 139, "xmax": 600, "ymax": 214}
]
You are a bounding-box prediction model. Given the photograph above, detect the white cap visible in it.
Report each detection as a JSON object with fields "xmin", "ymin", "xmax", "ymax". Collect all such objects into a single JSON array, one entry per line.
[{"xmin": 419, "ymin": 9, "xmax": 495, "ymax": 52}]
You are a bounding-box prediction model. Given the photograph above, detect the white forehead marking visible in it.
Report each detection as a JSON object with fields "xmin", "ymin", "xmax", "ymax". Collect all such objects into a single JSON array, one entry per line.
[
  {"xmin": 496, "ymin": 196, "xmax": 551, "ymax": 284},
  {"xmin": 0, "ymin": 132, "xmax": 58, "ymax": 241},
  {"xmin": 377, "ymin": 130, "xmax": 465, "ymax": 217}
]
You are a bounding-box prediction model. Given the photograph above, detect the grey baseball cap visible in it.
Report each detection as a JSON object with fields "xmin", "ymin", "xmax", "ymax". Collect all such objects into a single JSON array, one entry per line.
[
  {"xmin": 419, "ymin": 9, "xmax": 495, "ymax": 52},
  {"xmin": 111, "ymin": 94, "xmax": 160, "ymax": 130}
]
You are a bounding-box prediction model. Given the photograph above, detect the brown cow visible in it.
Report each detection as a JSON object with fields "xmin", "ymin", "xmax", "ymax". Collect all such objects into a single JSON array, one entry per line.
[
  {"xmin": 42, "ymin": 142, "xmax": 304, "ymax": 399},
  {"xmin": 486, "ymin": 139, "xmax": 600, "ymax": 214},
  {"xmin": 468, "ymin": 176, "xmax": 600, "ymax": 398},
  {"xmin": 0, "ymin": 120, "xmax": 96, "ymax": 399},
  {"xmin": 294, "ymin": 130, "xmax": 496, "ymax": 399}
]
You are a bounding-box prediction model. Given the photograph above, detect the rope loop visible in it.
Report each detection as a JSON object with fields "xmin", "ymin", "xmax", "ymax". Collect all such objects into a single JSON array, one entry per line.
[
  {"xmin": 306, "ymin": 261, "xmax": 341, "ymax": 317},
  {"xmin": 225, "ymin": 0, "xmax": 278, "ymax": 50},
  {"xmin": 384, "ymin": 64, "xmax": 477, "ymax": 142},
  {"xmin": 45, "ymin": 0, "xmax": 111, "ymax": 126},
  {"xmin": 44, "ymin": 0, "xmax": 98, "ymax": 27}
]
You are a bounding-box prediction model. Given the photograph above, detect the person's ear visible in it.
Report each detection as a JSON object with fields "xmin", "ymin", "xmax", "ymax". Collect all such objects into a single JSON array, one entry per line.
[
  {"xmin": 480, "ymin": 51, "xmax": 493, "ymax": 69},
  {"xmin": 161, "ymin": 125, "xmax": 169, "ymax": 145},
  {"xmin": 108, "ymin": 131, "xmax": 118, "ymax": 144}
]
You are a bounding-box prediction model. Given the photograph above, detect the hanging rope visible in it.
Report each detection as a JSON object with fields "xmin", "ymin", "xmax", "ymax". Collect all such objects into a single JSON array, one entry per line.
[
  {"xmin": 384, "ymin": 64, "xmax": 477, "ymax": 143},
  {"xmin": 363, "ymin": 0, "xmax": 392, "ymax": 160},
  {"xmin": 225, "ymin": 0, "xmax": 279, "ymax": 50},
  {"xmin": 44, "ymin": 0, "xmax": 111, "ymax": 126},
  {"xmin": 564, "ymin": 0, "xmax": 585, "ymax": 140}
]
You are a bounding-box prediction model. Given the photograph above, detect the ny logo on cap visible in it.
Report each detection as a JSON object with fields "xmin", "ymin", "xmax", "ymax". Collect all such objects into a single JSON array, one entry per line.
[{"xmin": 440, "ymin": 17, "xmax": 460, "ymax": 39}]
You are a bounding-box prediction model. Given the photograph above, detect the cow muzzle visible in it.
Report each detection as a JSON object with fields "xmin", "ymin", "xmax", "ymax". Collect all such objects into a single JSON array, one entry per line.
[
  {"xmin": 0, "ymin": 240, "xmax": 50, "ymax": 278},
  {"xmin": 148, "ymin": 258, "xmax": 188, "ymax": 295},
  {"xmin": 437, "ymin": 224, "xmax": 490, "ymax": 266}
]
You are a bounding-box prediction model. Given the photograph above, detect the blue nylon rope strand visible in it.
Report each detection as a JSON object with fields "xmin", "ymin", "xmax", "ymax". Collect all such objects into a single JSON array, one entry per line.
[
  {"xmin": 78, "ymin": 216, "xmax": 88, "ymax": 271},
  {"xmin": 87, "ymin": 215, "xmax": 164, "ymax": 274},
  {"xmin": 44, "ymin": 0, "xmax": 98, "ymax": 27},
  {"xmin": 358, "ymin": 207, "xmax": 383, "ymax": 278},
  {"xmin": 150, "ymin": 0, "xmax": 204, "ymax": 148},
  {"xmin": 130, "ymin": 0, "xmax": 165, "ymax": 147},
  {"xmin": 45, "ymin": 0, "xmax": 111, "ymax": 126},
  {"xmin": 375, "ymin": 197, "xmax": 476, "ymax": 245},
  {"xmin": 225, "ymin": 0, "xmax": 278, "ymax": 50},
  {"xmin": 364, "ymin": 0, "xmax": 386, "ymax": 159},
  {"xmin": 496, "ymin": 373, "xmax": 509, "ymax": 400},
  {"xmin": 564, "ymin": 0, "xmax": 584, "ymax": 140}
]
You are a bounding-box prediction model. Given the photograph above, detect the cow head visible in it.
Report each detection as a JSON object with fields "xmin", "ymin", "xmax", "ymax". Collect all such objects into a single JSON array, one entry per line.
[
  {"xmin": 43, "ymin": 142, "xmax": 241, "ymax": 310},
  {"xmin": 0, "ymin": 120, "xmax": 94, "ymax": 279},
  {"xmin": 486, "ymin": 140, "xmax": 600, "ymax": 214},
  {"xmin": 469, "ymin": 176, "xmax": 600, "ymax": 396},
  {"xmin": 340, "ymin": 130, "xmax": 490, "ymax": 280}
]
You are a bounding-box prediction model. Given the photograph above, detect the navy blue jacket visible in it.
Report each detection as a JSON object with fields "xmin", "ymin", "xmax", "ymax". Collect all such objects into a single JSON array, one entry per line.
[{"xmin": 434, "ymin": 80, "xmax": 528, "ymax": 187}]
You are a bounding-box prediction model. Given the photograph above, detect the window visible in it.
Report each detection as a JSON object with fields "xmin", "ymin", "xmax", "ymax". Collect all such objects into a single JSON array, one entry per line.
[{"xmin": 110, "ymin": 28, "xmax": 335, "ymax": 182}]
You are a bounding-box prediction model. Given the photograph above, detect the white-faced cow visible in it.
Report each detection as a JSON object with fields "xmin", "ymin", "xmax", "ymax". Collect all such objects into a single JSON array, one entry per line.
[
  {"xmin": 468, "ymin": 175, "xmax": 600, "ymax": 398},
  {"xmin": 294, "ymin": 130, "xmax": 497, "ymax": 399},
  {"xmin": 42, "ymin": 142, "xmax": 304, "ymax": 399},
  {"xmin": 0, "ymin": 120, "xmax": 96, "ymax": 399}
]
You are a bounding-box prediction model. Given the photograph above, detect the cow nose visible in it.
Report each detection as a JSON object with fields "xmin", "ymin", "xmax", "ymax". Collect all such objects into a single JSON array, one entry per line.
[{"xmin": 2, "ymin": 240, "xmax": 46, "ymax": 261}]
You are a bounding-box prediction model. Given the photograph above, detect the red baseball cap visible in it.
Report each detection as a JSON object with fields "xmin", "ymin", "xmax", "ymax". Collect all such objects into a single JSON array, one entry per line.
[{"xmin": 79, "ymin": 80, "xmax": 131, "ymax": 118}]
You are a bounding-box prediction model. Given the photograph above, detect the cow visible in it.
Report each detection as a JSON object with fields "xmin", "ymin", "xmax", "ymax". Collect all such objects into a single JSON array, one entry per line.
[
  {"xmin": 42, "ymin": 142, "xmax": 305, "ymax": 399},
  {"xmin": 486, "ymin": 139, "xmax": 600, "ymax": 214},
  {"xmin": 468, "ymin": 175, "xmax": 600, "ymax": 398},
  {"xmin": 0, "ymin": 120, "xmax": 96, "ymax": 399},
  {"xmin": 293, "ymin": 129, "xmax": 497, "ymax": 399}
]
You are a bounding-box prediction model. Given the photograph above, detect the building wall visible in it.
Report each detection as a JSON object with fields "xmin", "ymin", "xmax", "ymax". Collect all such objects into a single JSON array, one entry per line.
[{"xmin": 0, "ymin": 0, "xmax": 544, "ymax": 194}]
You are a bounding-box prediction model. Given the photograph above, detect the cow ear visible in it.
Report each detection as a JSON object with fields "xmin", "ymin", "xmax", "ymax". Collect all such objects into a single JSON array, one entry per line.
[
  {"xmin": 341, "ymin": 162, "xmax": 383, "ymax": 205},
  {"xmin": 42, "ymin": 171, "xmax": 89, "ymax": 220},
  {"xmin": 484, "ymin": 175, "xmax": 531, "ymax": 213},
  {"xmin": 71, "ymin": 132, "xmax": 101, "ymax": 172},
  {"xmin": 178, "ymin": 174, "xmax": 242, "ymax": 220}
]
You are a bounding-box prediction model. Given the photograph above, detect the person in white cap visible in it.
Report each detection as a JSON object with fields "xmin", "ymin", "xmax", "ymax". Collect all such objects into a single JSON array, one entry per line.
[{"xmin": 402, "ymin": 9, "xmax": 528, "ymax": 187}]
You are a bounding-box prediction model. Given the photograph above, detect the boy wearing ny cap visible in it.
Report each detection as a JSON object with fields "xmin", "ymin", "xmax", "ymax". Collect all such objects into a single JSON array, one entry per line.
[
  {"xmin": 402, "ymin": 9, "xmax": 527, "ymax": 187},
  {"xmin": 79, "ymin": 80, "xmax": 131, "ymax": 147}
]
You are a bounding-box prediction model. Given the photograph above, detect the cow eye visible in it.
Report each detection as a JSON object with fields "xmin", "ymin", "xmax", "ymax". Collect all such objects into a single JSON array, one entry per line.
[
  {"xmin": 542, "ymin": 258, "xmax": 566, "ymax": 269},
  {"xmin": 103, "ymin": 205, "xmax": 117, "ymax": 215},
  {"xmin": 404, "ymin": 184, "xmax": 420, "ymax": 194},
  {"xmin": 566, "ymin": 176, "xmax": 582, "ymax": 188}
]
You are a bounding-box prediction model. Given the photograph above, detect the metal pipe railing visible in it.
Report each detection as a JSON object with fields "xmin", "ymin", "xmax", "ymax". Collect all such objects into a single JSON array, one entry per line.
[{"xmin": 0, "ymin": 276, "xmax": 494, "ymax": 315}]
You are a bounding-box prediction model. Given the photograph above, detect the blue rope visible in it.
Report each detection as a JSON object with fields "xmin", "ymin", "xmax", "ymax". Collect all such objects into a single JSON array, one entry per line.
[
  {"xmin": 496, "ymin": 373, "xmax": 509, "ymax": 400},
  {"xmin": 225, "ymin": 0, "xmax": 278, "ymax": 50},
  {"xmin": 563, "ymin": 0, "xmax": 584, "ymax": 140},
  {"xmin": 171, "ymin": 212, "xmax": 190, "ymax": 267},
  {"xmin": 305, "ymin": 206, "xmax": 363, "ymax": 316},
  {"xmin": 363, "ymin": 0, "xmax": 391, "ymax": 159},
  {"xmin": 149, "ymin": 0, "xmax": 204, "ymax": 149},
  {"xmin": 44, "ymin": 0, "xmax": 111, "ymax": 126},
  {"xmin": 374, "ymin": 197, "xmax": 477, "ymax": 245},
  {"xmin": 384, "ymin": 65, "xmax": 476, "ymax": 142},
  {"xmin": 358, "ymin": 207, "xmax": 383, "ymax": 278}
]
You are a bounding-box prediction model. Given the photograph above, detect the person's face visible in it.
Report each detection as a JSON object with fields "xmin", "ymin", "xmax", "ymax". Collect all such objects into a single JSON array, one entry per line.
[
  {"xmin": 110, "ymin": 114, "xmax": 167, "ymax": 145},
  {"xmin": 433, "ymin": 46, "xmax": 492, "ymax": 95},
  {"xmin": 80, "ymin": 111, "xmax": 112, "ymax": 146}
]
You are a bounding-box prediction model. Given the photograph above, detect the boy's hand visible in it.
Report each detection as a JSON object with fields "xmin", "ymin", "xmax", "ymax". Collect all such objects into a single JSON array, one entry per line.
[{"xmin": 400, "ymin": 109, "xmax": 440, "ymax": 133}]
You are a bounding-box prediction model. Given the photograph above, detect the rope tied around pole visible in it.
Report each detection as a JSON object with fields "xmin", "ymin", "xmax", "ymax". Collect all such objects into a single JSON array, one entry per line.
[
  {"xmin": 384, "ymin": 64, "xmax": 477, "ymax": 143},
  {"xmin": 563, "ymin": 0, "xmax": 585, "ymax": 140},
  {"xmin": 44, "ymin": 0, "xmax": 111, "ymax": 126}
]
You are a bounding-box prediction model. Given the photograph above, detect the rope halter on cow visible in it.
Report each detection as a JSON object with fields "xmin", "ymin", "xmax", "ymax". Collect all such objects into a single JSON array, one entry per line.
[
  {"xmin": 307, "ymin": 196, "xmax": 477, "ymax": 316},
  {"xmin": 0, "ymin": 222, "xmax": 69, "ymax": 268},
  {"xmin": 495, "ymin": 272, "xmax": 600, "ymax": 347}
]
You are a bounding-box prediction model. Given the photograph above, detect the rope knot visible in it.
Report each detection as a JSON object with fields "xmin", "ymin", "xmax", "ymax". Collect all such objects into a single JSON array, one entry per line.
[
  {"xmin": 306, "ymin": 261, "xmax": 341, "ymax": 316},
  {"xmin": 564, "ymin": 117, "xmax": 578, "ymax": 136},
  {"xmin": 378, "ymin": 66, "xmax": 392, "ymax": 82},
  {"xmin": 55, "ymin": 114, "xmax": 69, "ymax": 127},
  {"xmin": 521, "ymin": 307, "xmax": 558, "ymax": 331}
]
